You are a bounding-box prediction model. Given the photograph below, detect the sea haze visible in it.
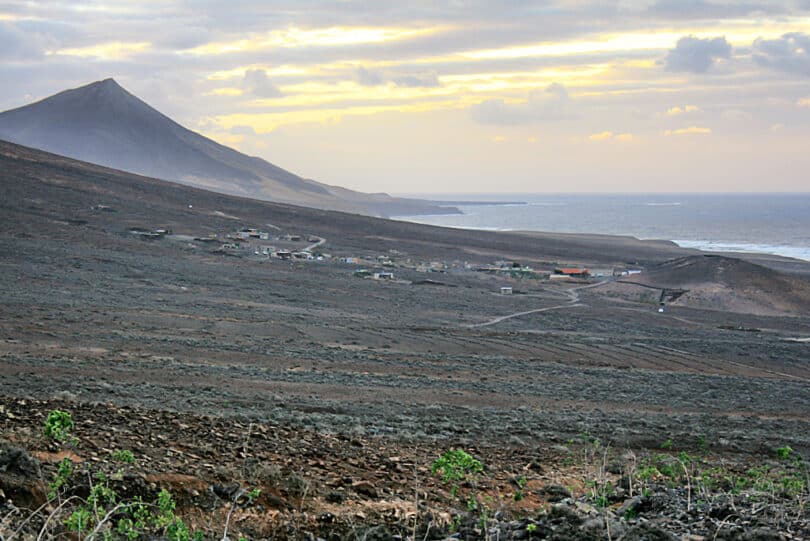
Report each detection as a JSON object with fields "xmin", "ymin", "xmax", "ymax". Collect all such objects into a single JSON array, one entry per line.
[{"xmin": 396, "ymin": 193, "xmax": 810, "ymax": 262}]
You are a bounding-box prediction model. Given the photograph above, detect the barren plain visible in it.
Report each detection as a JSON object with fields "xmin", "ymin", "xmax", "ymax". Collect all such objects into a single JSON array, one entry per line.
[{"xmin": 1, "ymin": 140, "xmax": 809, "ymax": 540}]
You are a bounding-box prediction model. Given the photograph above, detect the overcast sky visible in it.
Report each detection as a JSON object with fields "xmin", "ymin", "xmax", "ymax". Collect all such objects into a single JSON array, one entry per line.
[{"xmin": 2, "ymin": 0, "xmax": 810, "ymax": 193}]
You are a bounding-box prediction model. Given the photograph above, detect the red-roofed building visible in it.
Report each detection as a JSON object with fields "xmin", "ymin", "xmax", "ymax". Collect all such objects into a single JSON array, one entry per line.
[{"xmin": 554, "ymin": 268, "xmax": 590, "ymax": 277}]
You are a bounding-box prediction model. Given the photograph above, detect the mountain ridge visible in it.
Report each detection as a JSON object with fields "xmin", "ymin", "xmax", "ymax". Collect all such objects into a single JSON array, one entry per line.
[
  {"xmin": 0, "ymin": 78, "xmax": 458, "ymax": 217},
  {"xmin": 0, "ymin": 137, "xmax": 699, "ymax": 266}
]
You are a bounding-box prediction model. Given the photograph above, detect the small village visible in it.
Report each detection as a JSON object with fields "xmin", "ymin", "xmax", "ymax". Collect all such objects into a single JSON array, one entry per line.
[{"xmin": 128, "ymin": 223, "xmax": 644, "ymax": 291}]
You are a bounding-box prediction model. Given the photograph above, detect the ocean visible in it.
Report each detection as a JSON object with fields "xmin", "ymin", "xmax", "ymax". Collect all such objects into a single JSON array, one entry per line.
[{"xmin": 396, "ymin": 193, "xmax": 810, "ymax": 262}]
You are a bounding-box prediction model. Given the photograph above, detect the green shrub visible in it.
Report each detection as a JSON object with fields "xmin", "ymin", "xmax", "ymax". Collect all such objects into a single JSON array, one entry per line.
[
  {"xmin": 111, "ymin": 449, "xmax": 136, "ymax": 463},
  {"xmin": 48, "ymin": 457, "xmax": 74, "ymax": 500},
  {"xmin": 431, "ymin": 449, "xmax": 483, "ymax": 497},
  {"xmin": 44, "ymin": 410, "xmax": 75, "ymax": 442},
  {"xmin": 65, "ymin": 507, "xmax": 92, "ymax": 534},
  {"xmin": 776, "ymin": 446, "xmax": 793, "ymax": 460},
  {"xmin": 431, "ymin": 449, "xmax": 483, "ymax": 484}
]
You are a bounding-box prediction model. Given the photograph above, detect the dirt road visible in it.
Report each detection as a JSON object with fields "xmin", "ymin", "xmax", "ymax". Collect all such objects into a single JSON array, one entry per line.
[{"xmin": 467, "ymin": 280, "xmax": 609, "ymax": 328}]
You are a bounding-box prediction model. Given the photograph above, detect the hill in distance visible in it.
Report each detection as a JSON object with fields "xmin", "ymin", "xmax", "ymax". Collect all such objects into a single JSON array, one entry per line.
[
  {"xmin": 0, "ymin": 138, "xmax": 699, "ymax": 266},
  {"xmin": 0, "ymin": 78, "xmax": 457, "ymax": 217},
  {"xmin": 625, "ymin": 254, "xmax": 810, "ymax": 315}
]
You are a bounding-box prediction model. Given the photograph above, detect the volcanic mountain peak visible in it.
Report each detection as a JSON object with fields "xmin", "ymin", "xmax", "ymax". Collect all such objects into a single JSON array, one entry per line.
[
  {"xmin": 6, "ymin": 78, "xmax": 152, "ymax": 122},
  {"xmin": 62, "ymin": 76, "xmax": 125, "ymax": 98},
  {"xmin": 92, "ymin": 77, "xmax": 121, "ymax": 88},
  {"xmin": 0, "ymin": 79, "xmax": 456, "ymax": 217}
]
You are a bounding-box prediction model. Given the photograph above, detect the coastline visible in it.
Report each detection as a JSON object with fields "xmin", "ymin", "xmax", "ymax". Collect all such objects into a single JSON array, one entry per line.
[
  {"xmin": 394, "ymin": 195, "xmax": 810, "ymax": 263},
  {"xmin": 392, "ymin": 217, "xmax": 810, "ymax": 263},
  {"xmin": 673, "ymin": 240, "xmax": 810, "ymax": 263}
]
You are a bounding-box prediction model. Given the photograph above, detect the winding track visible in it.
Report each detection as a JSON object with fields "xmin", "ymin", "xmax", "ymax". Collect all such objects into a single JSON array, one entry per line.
[
  {"xmin": 304, "ymin": 236, "xmax": 326, "ymax": 252},
  {"xmin": 467, "ymin": 280, "xmax": 609, "ymax": 328}
]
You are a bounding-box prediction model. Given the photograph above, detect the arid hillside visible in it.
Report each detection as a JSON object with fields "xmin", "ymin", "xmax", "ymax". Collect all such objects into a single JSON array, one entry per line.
[
  {"xmin": 623, "ymin": 255, "xmax": 810, "ymax": 315},
  {"xmin": 2, "ymin": 139, "xmax": 810, "ymax": 540},
  {"xmin": 0, "ymin": 79, "xmax": 456, "ymax": 217},
  {"xmin": 0, "ymin": 139, "xmax": 695, "ymax": 266}
]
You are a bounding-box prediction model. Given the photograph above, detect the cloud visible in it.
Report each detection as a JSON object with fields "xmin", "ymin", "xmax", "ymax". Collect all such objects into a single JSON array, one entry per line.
[
  {"xmin": 354, "ymin": 65, "xmax": 440, "ymax": 87},
  {"xmin": 752, "ymin": 33, "xmax": 810, "ymax": 77},
  {"xmin": 798, "ymin": 97, "xmax": 810, "ymax": 107},
  {"xmin": 50, "ymin": 41, "xmax": 151, "ymax": 59},
  {"xmin": 183, "ymin": 25, "xmax": 445, "ymax": 57},
  {"xmin": 229, "ymin": 125, "xmax": 257, "ymax": 136},
  {"xmin": 588, "ymin": 131, "xmax": 613, "ymax": 141},
  {"xmin": 243, "ymin": 69, "xmax": 282, "ymax": 98},
  {"xmin": 391, "ymin": 72, "xmax": 440, "ymax": 88},
  {"xmin": 3, "ymin": 0, "xmax": 810, "ymax": 195},
  {"xmin": 470, "ymin": 82, "xmax": 570, "ymax": 125},
  {"xmin": 355, "ymin": 65, "xmax": 384, "ymax": 86},
  {"xmin": 588, "ymin": 131, "xmax": 633, "ymax": 141},
  {"xmin": 664, "ymin": 126, "xmax": 712, "ymax": 135},
  {"xmin": 647, "ymin": 0, "xmax": 786, "ymax": 19},
  {"xmin": 664, "ymin": 36, "xmax": 731, "ymax": 73},
  {"xmin": 0, "ymin": 21, "xmax": 47, "ymax": 60},
  {"xmin": 721, "ymin": 109, "xmax": 752, "ymax": 121},
  {"xmin": 665, "ymin": 105, "xmax": 701, "ymax": 116}
]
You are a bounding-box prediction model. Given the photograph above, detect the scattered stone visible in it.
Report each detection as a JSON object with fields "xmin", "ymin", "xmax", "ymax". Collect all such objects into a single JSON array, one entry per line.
[
  {"xmin": 266, "ymin": 493, "xmax": 291, "ymax": 510},
  {"xmin": 617, "ymin": 495, "xmax": 646, "ymax": 516},
  {"xmin": 353, "ymin": 525, "xmax": 392, "ymax": 540},
  {"xmin": 538, "ymin": 484, "xmax": 571, "ymax": 502},
  {"xmin": 0, "ymin": 443, "xmax": 40, "ymax": 478},
  {"xmin": 351, "ymin": 480, "xmax": 377, "ymax": 499},
  {"xmin": 211, "ymin": 482, "xmax": 241, "ymax": 500},
  {"xmin": 739, "ymin": 528, "xmax": 786, "ymax": 541},
  {"xmin": 621, "ymin": 522, "xmax": 678, "ymax": 541}
]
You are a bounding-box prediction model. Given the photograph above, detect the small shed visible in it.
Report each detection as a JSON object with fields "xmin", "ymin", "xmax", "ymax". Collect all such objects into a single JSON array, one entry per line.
[{"xmin": 500, "ymin": 286, "xmax": 513, "ymax": 295}]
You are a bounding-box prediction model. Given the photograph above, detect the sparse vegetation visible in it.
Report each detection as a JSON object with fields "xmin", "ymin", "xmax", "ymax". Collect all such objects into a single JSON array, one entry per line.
[
  {"xmin": 44, "ymin": 410, "xmax": 75, "ymax": 443},
  {"xmin": 48, "ymin": 457, "xmax": 74, "ymax": 501},
  {"xmin": 2, "ymin": 400, "xmax": 808, "ymax": 540},
  {"xmin": 6, "ymin": 411, "xmax": 205, "ymax": 541},
  {"xmin": 245, "ymin": 487, "xmax": 261, "ymax": 504},
  {"xmin": 431, "ymin": 449, "xmax": 483, "ymax": 498},
  {"xmin": 111, "ymin": 449, "xmax": 136, "ymax": 464},
  {"xmin": 513, "ymin": 475, "xmax": 527, "ymax": 501},
  {"xmin": 777, "ymin": 445, "xmax": 794, "ymax": 460}
]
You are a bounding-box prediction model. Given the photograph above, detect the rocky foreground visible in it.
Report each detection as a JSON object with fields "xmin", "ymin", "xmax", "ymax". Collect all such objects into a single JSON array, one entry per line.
[{"xmin": 1, "ymin": 397, "xmax": 807, "ymax": 540}]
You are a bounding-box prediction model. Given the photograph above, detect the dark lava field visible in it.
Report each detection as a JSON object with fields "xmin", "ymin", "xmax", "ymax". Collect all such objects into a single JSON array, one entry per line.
[
  {"xmin": 1, "ymin": 140, "xmax": 809, "ymax": 452},
  {"xmin": 1, "ymin": 141, "xmax": 809, "ymax": 539}
]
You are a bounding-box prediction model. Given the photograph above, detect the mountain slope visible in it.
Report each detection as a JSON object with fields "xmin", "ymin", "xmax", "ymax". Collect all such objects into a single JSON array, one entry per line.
[
  {"xmin": 624, "ymin": 255, "xmax": 810, "ymax": 315},
  {"xmin": 0, "ymin": 78, "xmax": 455, "ymax": 217},
  {"xmin": 0, "ymin": 138, "xmax": 699, "ymax": 266}
]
